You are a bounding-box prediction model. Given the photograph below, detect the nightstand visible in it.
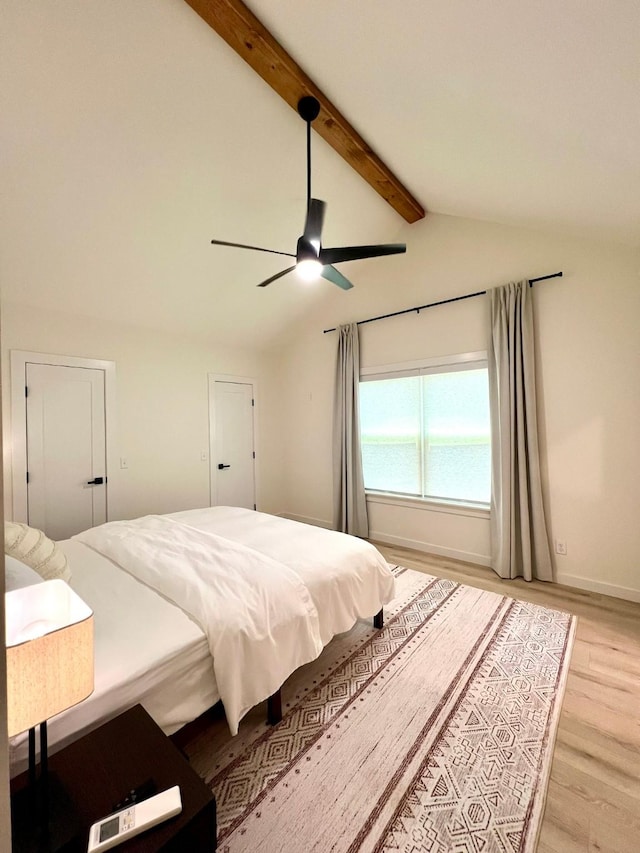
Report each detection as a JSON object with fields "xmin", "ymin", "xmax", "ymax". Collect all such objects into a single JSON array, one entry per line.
[{"xmin": 11, "ymin": 705, "xmax": 217, "ymax": 852}]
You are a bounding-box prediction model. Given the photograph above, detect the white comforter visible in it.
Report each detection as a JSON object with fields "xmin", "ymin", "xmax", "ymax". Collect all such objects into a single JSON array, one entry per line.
[
  {"xmin": 75, "ymin": 516, "xmax": 323, "ymax": 735},
  {"xmin": 169, "ymin": 506, "xmax": 396, "ymax": 644}
]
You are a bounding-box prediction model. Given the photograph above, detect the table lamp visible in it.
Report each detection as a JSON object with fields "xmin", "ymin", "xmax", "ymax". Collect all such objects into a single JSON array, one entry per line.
[{"xmin": 6, "ymin": 579, "xmax": 94, "ymax": 851}]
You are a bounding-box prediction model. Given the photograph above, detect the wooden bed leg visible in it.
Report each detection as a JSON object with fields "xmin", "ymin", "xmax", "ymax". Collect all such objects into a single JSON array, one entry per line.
[
  {"xmin": 267, "ymin": 689, "xmax": 282, "ymax": 725},
  {"xmin": 374, "ymin": 609, "xmax": 384, "ymax": 629}
]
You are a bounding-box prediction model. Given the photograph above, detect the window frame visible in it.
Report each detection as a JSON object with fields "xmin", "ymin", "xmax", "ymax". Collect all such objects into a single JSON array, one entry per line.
[{"xmin": 359, "ymin": 351, "xmax": 491, "ymax": 512}]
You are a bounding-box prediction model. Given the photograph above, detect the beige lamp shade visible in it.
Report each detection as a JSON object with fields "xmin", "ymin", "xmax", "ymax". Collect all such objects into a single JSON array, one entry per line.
[{"xmin": 5, "ymin": 579, "xmax": 94, "ymax": 737}]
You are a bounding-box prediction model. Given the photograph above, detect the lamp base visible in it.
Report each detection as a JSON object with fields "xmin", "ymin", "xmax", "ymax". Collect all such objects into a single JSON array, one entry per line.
[{"xmin": 11, "ymin": 772, "xmax": 82, "ymax": 853}]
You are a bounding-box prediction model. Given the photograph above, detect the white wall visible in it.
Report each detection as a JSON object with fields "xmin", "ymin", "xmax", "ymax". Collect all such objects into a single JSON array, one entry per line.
[
  {"xmin": 0, "ymin": 342, "xmax": 11, "ymax": 850},
  {"xmin": 1, "ymin": 302, "xmax": 286, "ymax": 524},
  {"xmin": 276, "ymin": 212, "xmax": 640, "ymax": 601},
  {"xmin": 2, "ymin": 212, "xmax": 639, "ymax": 607}
]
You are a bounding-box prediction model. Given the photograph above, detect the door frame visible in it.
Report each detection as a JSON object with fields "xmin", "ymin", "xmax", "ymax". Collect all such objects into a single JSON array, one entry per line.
[
  {"xmin": 207, "ymin": 373, "xmax": 258, "ymax": 509},
  {"xmin": 10, "ymin": 350, "xmax": 117, "ymax": 525}
]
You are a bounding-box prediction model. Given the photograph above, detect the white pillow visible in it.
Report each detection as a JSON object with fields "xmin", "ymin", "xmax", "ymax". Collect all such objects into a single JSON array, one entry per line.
[
  {"xmin": 4, "ymin": 555, "xmax": 43, "ymax": 592},
  {"xmin": 4, "ymin": 522, "xmax": 71, "ymax": 583}
]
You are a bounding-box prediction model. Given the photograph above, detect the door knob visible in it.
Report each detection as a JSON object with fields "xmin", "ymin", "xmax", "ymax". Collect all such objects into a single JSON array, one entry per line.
[
  {"xmin": 87, "ymin": 476, "xmax": 105, "ymax": 485},
  {"xmin": 217, "ymin": 464, "xmax": 231, "ymax": 470}
]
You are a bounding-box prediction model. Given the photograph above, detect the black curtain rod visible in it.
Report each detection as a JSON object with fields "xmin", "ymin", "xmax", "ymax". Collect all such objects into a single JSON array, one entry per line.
[{"xmin": 323, "ymin": 271, "xmax": 563, "ymax": 334}]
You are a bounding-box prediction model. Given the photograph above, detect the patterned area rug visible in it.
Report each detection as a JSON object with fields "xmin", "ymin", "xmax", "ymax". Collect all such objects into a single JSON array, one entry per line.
[{"xmin": 205, "ymin": 567, "xmax": 576, "ymax": 852}]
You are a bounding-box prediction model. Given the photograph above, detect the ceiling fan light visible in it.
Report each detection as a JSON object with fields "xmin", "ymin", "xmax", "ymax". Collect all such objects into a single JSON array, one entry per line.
[{"xmin": 296, "ymin": 259, "xmax": 322, "ymax": 281}]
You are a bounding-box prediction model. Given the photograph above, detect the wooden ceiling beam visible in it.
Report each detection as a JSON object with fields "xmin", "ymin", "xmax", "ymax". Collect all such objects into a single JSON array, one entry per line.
[{"xmin": 184, "ymin": 0, "xmax": 426, "ymax": 223}]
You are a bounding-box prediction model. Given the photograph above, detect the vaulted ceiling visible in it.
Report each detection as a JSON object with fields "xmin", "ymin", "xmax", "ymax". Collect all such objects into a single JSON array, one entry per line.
[
  {"xmin": 1, "ymin": 1, "xmax": 638, "ymax": 349},
  {"xmin": 244, "ymin": 0, "xmax": 640, "ymax": 246}
]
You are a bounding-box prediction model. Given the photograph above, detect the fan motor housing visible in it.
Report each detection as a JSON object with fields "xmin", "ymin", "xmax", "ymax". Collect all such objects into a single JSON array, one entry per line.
[{"xmin": 296, "ymin": 236, "xmax": 319, "ymax": 261}]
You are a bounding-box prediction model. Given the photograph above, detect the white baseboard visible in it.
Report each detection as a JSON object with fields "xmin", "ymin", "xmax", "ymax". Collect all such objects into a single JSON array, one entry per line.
[
  {"xmin": 555, "ymin": 571, "xmax": 640, "ymax": 604},
  {"xmin": 279, "ymin": 512, "xmax": 334, "ymax": 530},
  {"xmin": 369, "ymin": 530, "xmax": 492, "ymax": 567},
  {"xmin": 274, "ymin": 516, "xmax": 640, "ymax": 603},
  {"xmin": 277, "ymin": 516, "xmax": 491, "ymax": 566}
]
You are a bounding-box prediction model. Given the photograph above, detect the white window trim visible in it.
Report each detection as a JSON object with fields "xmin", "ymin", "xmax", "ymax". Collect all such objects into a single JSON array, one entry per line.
[
  {"xmin": 360, "ymin": 350, "xmax": 487, "ymax": 381},
  {"xmin": 365, "ymin": 491, "xmax": 490, "ymax": 519},
  {"xmin": 360, "ymin": 350, "xmax": 490, "ymax": 512}
]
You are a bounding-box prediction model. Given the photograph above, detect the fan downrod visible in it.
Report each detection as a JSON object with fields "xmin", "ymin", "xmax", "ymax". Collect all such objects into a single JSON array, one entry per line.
[
  {"xmin": 297, "ymin": 96, "xmax": 320, "ymax": 123},
  {"xmin": 209, "ymin": 92, "xmax": 406, "ymax": 291}
]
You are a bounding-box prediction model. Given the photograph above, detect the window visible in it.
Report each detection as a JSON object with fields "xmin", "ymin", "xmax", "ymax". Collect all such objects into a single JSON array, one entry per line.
[{"xmin": 359, "ymin": 356, "xmax": 491, "ymax": 505}]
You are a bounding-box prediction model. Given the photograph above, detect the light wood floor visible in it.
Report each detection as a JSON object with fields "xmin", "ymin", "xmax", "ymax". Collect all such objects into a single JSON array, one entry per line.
[{"xmin": 374, "ymin": 542, "xmax": 640, "ymax": 853}]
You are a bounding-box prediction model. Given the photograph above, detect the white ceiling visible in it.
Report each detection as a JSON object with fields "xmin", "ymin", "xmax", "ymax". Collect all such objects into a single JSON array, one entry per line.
[
  {"xmin": 1, "ymin": 0, "xmax": 638, "ymax": 349},
  {"xmin": 250, "ymin": 0, "xmax": 640, "ymax": 245}
]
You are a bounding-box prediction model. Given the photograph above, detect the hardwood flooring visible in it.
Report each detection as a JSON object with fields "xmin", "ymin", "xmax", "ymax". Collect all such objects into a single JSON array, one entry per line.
[
  {"xmin": 181, "ymin": 542, "xmax": 639, "ymax": 851},
  {"xmin": 374, "ymin": 542, "xmax": 640, "ymax": 853}
]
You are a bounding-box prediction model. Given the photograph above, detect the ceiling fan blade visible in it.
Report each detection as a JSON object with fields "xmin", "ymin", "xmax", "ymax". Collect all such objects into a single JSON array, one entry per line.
[
  {"xmin": 303, "ymin": 198, "xmax": 326, "ymax": 247},
  {"xmin": 319, "ymin": 244, "xmax": 406, "ymax": 265},
  {"xmin": 321, "ymin": 265, "xmax": 354, "ymax": 290},
  {"xmin": 257, "ymin": 266, "xmax": 297, "ymax": 288},
  {"xmin": 211, "ymin": 239, "xmax": 295, "ymax": 259}
]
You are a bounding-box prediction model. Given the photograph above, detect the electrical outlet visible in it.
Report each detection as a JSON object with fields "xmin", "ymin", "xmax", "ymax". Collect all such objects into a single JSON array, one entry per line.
[{"xmin": 555, "ymin": 540, "xmax": 567, "ymax": 556}]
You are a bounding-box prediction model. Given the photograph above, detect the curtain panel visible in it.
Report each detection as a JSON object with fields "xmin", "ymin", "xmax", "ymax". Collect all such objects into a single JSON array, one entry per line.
[
  {"xmin": 333, "ymin": 323, "xmax": 369, "ymax": 537},
  {"xmin": 488, "ymin": 280, "xmax": 553, "ymax": 581}
]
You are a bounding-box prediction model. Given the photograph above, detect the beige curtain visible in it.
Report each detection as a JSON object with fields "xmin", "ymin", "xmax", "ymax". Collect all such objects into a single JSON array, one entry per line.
[
  {"xmin": 488, "ymin": 281, "xmax": 553, "ymax": 581},
  {"xmin": 333, "ymin": 323, "xmax": 369, "ymax": 537}
]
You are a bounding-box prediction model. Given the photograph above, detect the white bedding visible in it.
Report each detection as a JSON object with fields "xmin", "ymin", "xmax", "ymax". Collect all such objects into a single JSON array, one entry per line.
[
  {"xmin": 10, "ymin": 539, "xmax": 217, "ymax": 774},
  {"xmin": 8, "ymin": 506, "xmax": 395, "ymax": 773},
  {"xmin": 75, "ymin": 515, "xmax": 324, "ymax": 735},
  {"xmin": 169, "ymin": 507, "xmax": 395, "ymax": 644}
]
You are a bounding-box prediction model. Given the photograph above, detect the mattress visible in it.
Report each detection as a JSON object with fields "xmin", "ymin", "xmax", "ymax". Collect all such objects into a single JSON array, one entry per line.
[
  {"xmin": 73, "ymin": 514, "xmax": 323, "ymax": 736},
  {"xmin": 169, "ymin": 506, "xmax": 395, "ymax": 644},
  {"xmin": 9, "ymin": 539, "xmax": 217, "ymax": 775},
  {"xmin": 9, "ymin": 507, "xmax": 394, "ymax": 773}
]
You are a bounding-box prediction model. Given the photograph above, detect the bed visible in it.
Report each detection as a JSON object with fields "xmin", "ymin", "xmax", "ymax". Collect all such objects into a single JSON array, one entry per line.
[{"xmin": 8, "ymin": 506, "xmax": 395, "ymax": 775}]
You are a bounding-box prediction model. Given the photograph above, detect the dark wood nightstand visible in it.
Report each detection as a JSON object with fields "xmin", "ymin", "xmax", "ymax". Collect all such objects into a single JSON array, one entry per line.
[{"xmin": 11, "ymin": 705, "xmax": 217, "ymax": 852}]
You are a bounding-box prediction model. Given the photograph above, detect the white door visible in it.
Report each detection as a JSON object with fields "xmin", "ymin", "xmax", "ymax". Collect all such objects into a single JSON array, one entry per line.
[
  {"xmin": 210, "ymin": 380, "xmax": 256, "ymax": 510},
  {"xmin": 26, "ymin": 363, "xmax": 107, "ymax": 540}
]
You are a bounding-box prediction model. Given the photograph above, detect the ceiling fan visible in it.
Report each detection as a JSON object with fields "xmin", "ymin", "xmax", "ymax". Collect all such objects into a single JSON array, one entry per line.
[{"xmin": 211, "ymin": 96, "xmax": 406, "ymax": 290}]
